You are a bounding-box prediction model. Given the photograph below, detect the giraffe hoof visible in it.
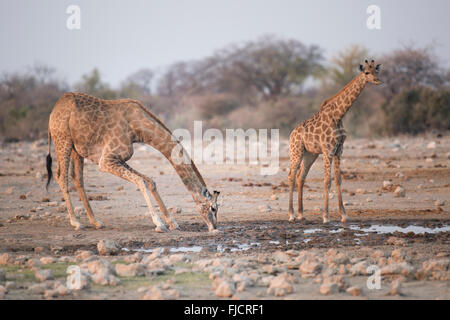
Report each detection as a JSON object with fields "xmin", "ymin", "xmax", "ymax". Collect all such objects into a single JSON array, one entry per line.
[
  {"xmin": 209, "ymin": 228, "xmax": 221, "ymax": 234},
  {"xmin": 169, "ymin": 223, "xmax": 180, "ymax": 231},
  {"xmin": 71, "ymin": 220, "xmax": 84, "ymax": 231},
  {"xmin": 94, "ymin": 220, "xmax": 105, "ymax": 229},
  {"xmin": 155, "ymin": 225, "xmax": 168, "ymax": 233},
  {"xmin": 323, "ymin": 218, "xmax": 330, "ymax": 224},
  {"xmin": 288, "ymin": 217, "xmax": 295, "ymax": 222}
]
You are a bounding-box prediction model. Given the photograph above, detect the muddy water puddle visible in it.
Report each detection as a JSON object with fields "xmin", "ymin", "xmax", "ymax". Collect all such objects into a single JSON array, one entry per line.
[{"xmin": 123, "ymin": 222, "xmax": 449, "ymax": 254}]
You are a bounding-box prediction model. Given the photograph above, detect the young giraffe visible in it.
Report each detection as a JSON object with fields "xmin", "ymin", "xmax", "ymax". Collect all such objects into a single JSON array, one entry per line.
[
  {"xmin": 46, "ymin": 92, "xmax": 220, "ymax": 233},
  {"xmin": 288, "ymin": 60, "xmax": 382, "ymax": 224}
]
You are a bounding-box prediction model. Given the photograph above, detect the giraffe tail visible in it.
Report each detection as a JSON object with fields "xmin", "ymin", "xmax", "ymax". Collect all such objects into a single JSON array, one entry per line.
[{"xmin": 46, "ymin": 131, "xmax": 53, "ymax": 191}]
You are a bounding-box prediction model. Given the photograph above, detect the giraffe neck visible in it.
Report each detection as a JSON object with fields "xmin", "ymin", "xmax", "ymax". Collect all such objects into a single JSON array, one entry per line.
[
  {"xmin": 323, "ymin": 73, "xmax": 367, "ymax": 121},
  {"xmin": 132, "ymin": 106, "xmax": 209, "ymax": 207}
]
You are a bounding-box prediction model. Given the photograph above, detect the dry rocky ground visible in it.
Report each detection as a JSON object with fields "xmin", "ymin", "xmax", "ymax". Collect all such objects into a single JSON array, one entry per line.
[{"xmin": 0, "ymin": 134, "xmax": 449, "ymax": 300}]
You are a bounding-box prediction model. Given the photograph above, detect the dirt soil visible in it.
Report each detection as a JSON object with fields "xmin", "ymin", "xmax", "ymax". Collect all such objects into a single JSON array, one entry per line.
[{"xmin": 0, "ymin": 135, "xmax": 449, "ymax": 300}]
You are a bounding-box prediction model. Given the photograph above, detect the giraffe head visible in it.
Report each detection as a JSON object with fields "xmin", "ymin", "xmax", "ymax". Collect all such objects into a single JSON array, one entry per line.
[
  {"xmin": 201, "ymin": 188, "xmax": 221, "ymax": 231},
  {"xmin": 359, "ymin": 59, "xmax": 382, "ymax": 85}
]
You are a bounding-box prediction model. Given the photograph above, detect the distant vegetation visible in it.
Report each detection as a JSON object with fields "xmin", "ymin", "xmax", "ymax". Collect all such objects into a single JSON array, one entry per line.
[{"xmin": 0, "ymin": 36, "xmax": 448, "ymax": 141}]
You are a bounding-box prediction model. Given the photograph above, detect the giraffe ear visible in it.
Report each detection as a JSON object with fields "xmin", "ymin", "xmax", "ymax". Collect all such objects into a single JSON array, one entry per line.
[
  {"xmin": 375, "ymin": 64, "xmax": 381, "ymax": 71},
  {"xmin": 201, "ymin": 187, "xmax": 212, "ymax": 200},
  {"xmin": 359, "ymin": 64, "xmax": 364, "ymax": 72}
]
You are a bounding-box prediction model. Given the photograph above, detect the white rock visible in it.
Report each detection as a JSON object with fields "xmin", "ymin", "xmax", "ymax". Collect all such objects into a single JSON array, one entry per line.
[
  {"xmin": 346, "ymin": 286, "xmax": 361, "ymax": 296},
  {"xmin": 0, "ymin": 253, "xmax": 13, "ymax": 265},
  {"xmin": 97, "ymin": 239, "xmax": 120, "ymax": 256},
  {"xmin": 394, "ymin": 186, "xmax": 406, "ymax": 198},
  {"xmin": 266, "ymin": 275, "xmax": 293, "ymax": 297},
  {"xmin": 215, "ymin": 279, "xmax": 235, "ymax": 298},
  {"xmin": 299, "ymin": 259, "xmax": 322, "ymax": 275},
  {"xmin": 319, "ymin": 283, "xmax": 338, "ymax": 295},
  {"xmin": 34, "ymin": 269, "xmax": 54, "ymax": 282},
  {"xmin": 380, "ymin": 262, "xmax": 415, "ymax": 277},
  {"xmin": 426, "ymin": 141, "xmax": 436, "ymax": 149},
  {"xmin": 40, "ymin": 257, "xmax": 57, "ymax": 264},
  {"xmin": 382, "ymin": 181, "xmax": 393, "ymax": 188},
  {"xmin": 434, "ymin": 200, "xmax": 446, "ymax": 206},
  {"xmin": 115, "ymin": 263, "xmax": 145, "ymax": 277},
  {"xmin": 91, "ymin": 269, "xmax": 120, "ymax": 286}
]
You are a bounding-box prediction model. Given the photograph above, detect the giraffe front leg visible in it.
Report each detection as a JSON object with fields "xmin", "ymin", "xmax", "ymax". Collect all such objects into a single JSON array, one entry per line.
[
  {"xmin": 145, "ymin": 178, "xmax": 180, "ymax": 231},
  {"xmin": 99, "ymin": 157, "xmax": 168, "ymax": 233},
  {"xmin": 334, "ymin": 155, "xmax": 348, "ymax": 224},
  {"xmin": 322, "ymin": 154, "xmax": 333, "ymax": 224}
]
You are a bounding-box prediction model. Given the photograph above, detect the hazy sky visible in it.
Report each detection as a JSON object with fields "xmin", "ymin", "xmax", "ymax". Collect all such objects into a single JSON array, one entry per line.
[{"xmin": 1, "ymin": 0, "xmax": 449, "ymax": 87}]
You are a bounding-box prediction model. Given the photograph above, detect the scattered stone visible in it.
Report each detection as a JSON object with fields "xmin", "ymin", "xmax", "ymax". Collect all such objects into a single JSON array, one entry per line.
[
  {"xmin": 273, "ymin": 250, "xmax": 291, "ymax": 264},
  {"xmin": 142, "ymin": 248, "xmax": 164, "ymax": 264},
  {"xmin": 327, "ymin": 253, "xmax": 349, "ymax": 266},
  {"xmin": 115, "ymin": 263, "xmax": 145, "ymax": 277},
  {"xmin": 266, "ymin": 275, "xmax": 293, "ymax": 297},
  {"xmin": 75, "ymin": 250, "xmax": 94, "ymax": 261},
  {"xmin": 169, "ymin": 253, "xmax": 189, "ymax": 264},
  {"xmin": 421, "ymin": 259, "xmax": 449, "ymax": 273},
  {"xmin": 215, "ymin": 279, "xmax": 235, "ymax": 298},
  {"xmin": 320, "ymin": 283, "xmax": 338, "ymax": 295},
  {"xmin": 47, "ymin": 201, "xmax": 58, "ymax": 207},
  {"xmin": 346, "ymin": 286, "xmax": 362, "ymax": 297},
  {"xmin": 28, "ymin": 282, "xmax": 52, "ymax": 294},
  {"xmin": 434, "ymin": 200, "xmax": 446, "ymax": 207},
  {"xmin": 380, "ymin": 262, "xmax": 415, "ymax": 277},
  {"xmin": 91, "ymin": 269, "xmax": 120, "ymax": 286},
  {"xmin": 382, "ymin": 180, "xmax": 393, "ymax": 189},
  {"xmin": 258, "ymin": 204, "xmax": 272, "ymax": 213},
  {"xmin": 386, "ymin": 237, "xmax": 406, "ymax": 247},
  {"xmin": 394, "ymin": 186, "xmax": 406, "ymax": 198},
  {"xmin": 299, "ymin": 259, "xmax": 322, "ymax": 275},
  {"xmin": 141, "ymin": 286, "xmax": 179, "ymax": 300},
  {"xmin": 40, "ymin": 257, "xmax": 57, "ymax": 264},
  {"xmin": 124, "ymin": 252, "xmax": 143, "ymax": 264},
  {"xmin": 5, "ymin": 281, "xmax": 16, "ymax": 290},
  {"xmin": 395, "ymin": 172, "xmax": 404, "ymax": 178},
  {"xmin": 66, "ymin": 268, "xmax": 90, "ymax": 290},
  {"xmin": 390, "ymin": 249, "xmax": 406, "ymax": 263},
  {"xmin": 371, "ymin": 250, "xmax": 386, "ymax": 260},
  {"xmin": 426, "ymin": 141, "xmax": 436, "ymax": 149},
  {"xmin": 0, "ymin": 253, "xmax": 13, "ymax": 265},
  {"xmin": 35, "ymin": 269, "xmax": 54, "ymax": 282},
  {"xmin": 97, "ymin": 239, "xmax": 120, "ymax": 256}
]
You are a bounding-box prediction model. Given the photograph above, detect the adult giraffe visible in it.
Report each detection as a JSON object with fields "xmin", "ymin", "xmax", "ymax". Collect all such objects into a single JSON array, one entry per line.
[
  {"xmin": 288, "ymin": 59, "xmax": 382, "ymax": 224},
  {"xmin": 46, "ymin": 92, "xmax": 220, "ymax": 233}
]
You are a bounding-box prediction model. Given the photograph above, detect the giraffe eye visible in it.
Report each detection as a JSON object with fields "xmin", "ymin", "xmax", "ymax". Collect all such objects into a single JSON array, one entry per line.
[{"xmin": 365, "ymin": 72, "xmax": 370, "ymax": 75}]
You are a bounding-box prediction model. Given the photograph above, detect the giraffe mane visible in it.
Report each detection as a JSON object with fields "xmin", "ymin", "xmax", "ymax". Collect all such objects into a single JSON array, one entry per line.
[{"xmin": 319, "ymin": 74, "xmax": 362, "ymax": 110}]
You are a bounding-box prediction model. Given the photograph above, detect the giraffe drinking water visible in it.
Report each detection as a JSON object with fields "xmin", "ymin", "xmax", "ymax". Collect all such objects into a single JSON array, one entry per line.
[{"xmin": 46, "ymin": 92, "xmax": 220, "ymax": 233}]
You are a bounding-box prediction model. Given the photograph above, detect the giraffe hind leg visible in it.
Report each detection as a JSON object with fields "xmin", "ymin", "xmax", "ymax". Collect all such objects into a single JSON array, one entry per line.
[
  {"xmin": 70, "ymin": 150, "xmax": 104, "ymax": 229},
  {"xmin": 53, "ymin": 138, "xmax": 84, "ymax": 230}
]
